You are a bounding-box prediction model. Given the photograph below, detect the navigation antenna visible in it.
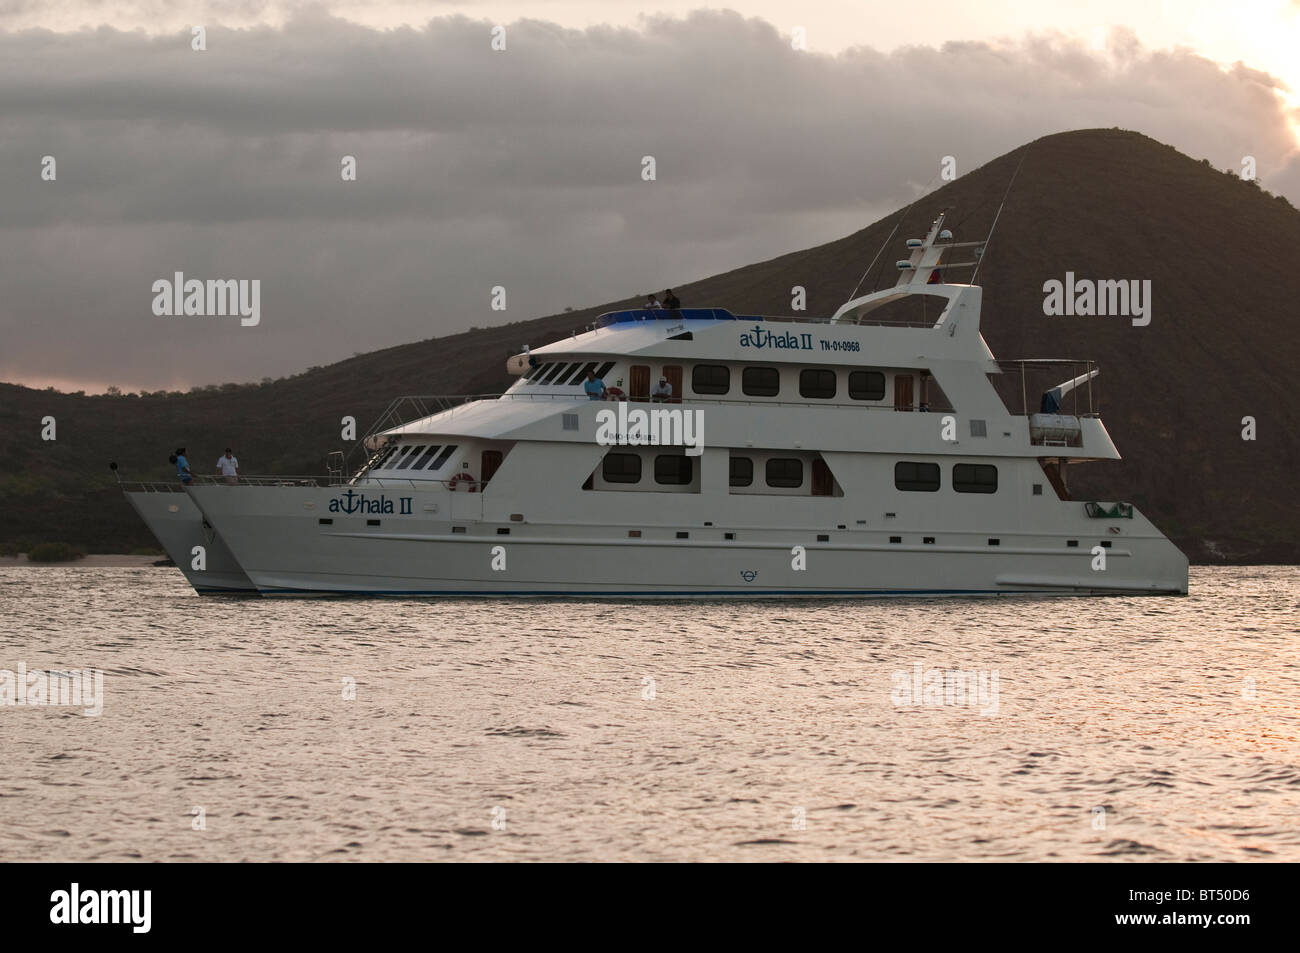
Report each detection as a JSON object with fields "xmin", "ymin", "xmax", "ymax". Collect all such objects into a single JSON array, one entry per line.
[{"xmin": 970, "ymin": 144, "xmax": 1031, "ymax": 285}]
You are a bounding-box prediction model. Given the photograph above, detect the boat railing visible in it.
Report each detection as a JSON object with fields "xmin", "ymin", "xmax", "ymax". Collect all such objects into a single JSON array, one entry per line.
[
  {"xmin": 186, "ymin": 473, "xmax": 484, "ymax": 491},
  {"xmin": 118, "ymin": 480, "xmax": 190, "ymax": 493},
  {"xmin": 373, "ymin": 391, "xmax": 956, "ymax": 416}
]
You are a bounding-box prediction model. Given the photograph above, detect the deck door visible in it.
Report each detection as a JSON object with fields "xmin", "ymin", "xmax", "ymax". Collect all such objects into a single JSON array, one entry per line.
[
  {"xmin": 811, "ymin": 459, "xmax": 834, "ymax": 496},
  {"xmin": 894, "ymin": 374, "xmax": 914, "ymax": 412},
  {"xmin": 480, "ymin": 450, "xmax": 503, "ymax": 487},
  {"xmin": 630, "ymin": 365, "xmax": 650, "ymax": 401},
  {"xmin": 662, "ymin": 365, "xmax": 683, "ymax": 403}
]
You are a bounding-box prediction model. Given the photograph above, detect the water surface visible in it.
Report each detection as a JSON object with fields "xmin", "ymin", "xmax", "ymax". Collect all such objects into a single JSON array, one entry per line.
[{"xmin": 1, "ymin": 566, "xmax": 1297, "ymax": 861}]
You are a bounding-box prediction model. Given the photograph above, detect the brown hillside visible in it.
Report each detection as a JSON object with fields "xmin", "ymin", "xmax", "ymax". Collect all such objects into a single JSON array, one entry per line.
[{"xmin": 2, "ymin": 128, "xmax": 1298, "ymax": 561}]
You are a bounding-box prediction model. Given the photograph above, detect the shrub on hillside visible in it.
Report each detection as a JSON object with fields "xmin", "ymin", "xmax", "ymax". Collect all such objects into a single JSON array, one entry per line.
[{"xmin": 26, "ymin": 542, "xmax": 86, "ymax": 562}]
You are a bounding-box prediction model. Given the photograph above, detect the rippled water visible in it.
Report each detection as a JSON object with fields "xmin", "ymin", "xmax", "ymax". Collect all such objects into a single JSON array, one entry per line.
[{"xmin": 0, "ymin": 566, "xmax": 1297, "ymax": 862}]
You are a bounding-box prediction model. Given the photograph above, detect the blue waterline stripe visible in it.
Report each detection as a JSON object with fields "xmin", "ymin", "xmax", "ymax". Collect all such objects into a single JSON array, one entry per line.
[{"xmin": 253, "ymin": 587, "xmax": 1054, "ymax": 597}]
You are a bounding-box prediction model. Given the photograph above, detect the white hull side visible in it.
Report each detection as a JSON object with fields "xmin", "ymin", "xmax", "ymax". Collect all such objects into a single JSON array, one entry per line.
[
  {"xmin": 187, "ymin": 485, "xmax": 1188, "ymax": 598},
  {"xmin": 123, "ymin": 490, "xmax": 256, "ymax": 594}
]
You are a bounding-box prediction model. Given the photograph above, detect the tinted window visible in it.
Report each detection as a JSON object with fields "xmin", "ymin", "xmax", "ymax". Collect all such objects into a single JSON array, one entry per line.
[
  {"xmin": 539, "ymin": 362, "xmax": 568, "ymax": 383},
  {"xmin": 692, "ymin": 364, "xmax": 730, "ymax": 395},
  {"xmin": 953, "ymin": 463, "xmax": 998, "ymax": 494},
  {"xmin": 396, "ymin": 446, "xmax": 427, "ymax": 470},
  {"xmin": 430, "ymin": 445, "xmax": 458, "ymax": 471},
  {"xmin": 602, "ymin": 453, "xmax": 641, "ymax": 484},
  {"xmin": 766, "ymin": 458, "xmax": 804, "ymax": 488},
  {"xmin": 412, "ymin": 445, "xmax": 442, "ymax": 470},
  {"xmin": 799, "ymin": 368, "xmax": 837, "ymax": 399},
  {"xmin": 729, "ymin": 456, "xmax": 753, "ymax": 487},
  {"xmin": 654, "ymin": 455, "xmax": 694, "ymax": 485},
  {"xmin": 557, "ymin": 362, "xmax": 594, "ymax": 385},
  {"xmin": 895, "ymin": 461, "xmax": 940, "ymax": 491},
  {"xmin": 848, "ymin": 370, "xmax": 886, "ymax": 400},
  {"xmin": 742, "ymin": 367, "xmax": 780, "ymax": 397},
  {"xmin": 594, "ymin": 361, "xmax": 616, "ymax": 380},
  {"xmin": 373, "ymin": 446, "xmax": 400, "ymax": 469}
]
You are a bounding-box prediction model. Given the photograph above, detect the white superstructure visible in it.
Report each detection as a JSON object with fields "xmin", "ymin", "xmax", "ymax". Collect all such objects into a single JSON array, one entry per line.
[{"xmin": 177, "ymin": 214, "xmax": 1188, "ymax": 597}]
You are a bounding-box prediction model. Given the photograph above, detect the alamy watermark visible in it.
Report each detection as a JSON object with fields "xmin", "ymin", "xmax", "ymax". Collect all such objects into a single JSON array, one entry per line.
[
  {"xmin": 151, "ymin": 272, "xmax": 260, "ymax": 326},
  {"xmin": 595, "ymin": 404, "xmax": 704, "ymax": 456},
  {"xmin": 890, "ymin": 662, "xmax": 999, "ymax": 716},
  {"xmin": 1042, "ymin": 272, "xmax": 1151, "ymax": 326},
  {"xmin": 0, "ymin": 663, "xmax": 103, "ymax": 716}
]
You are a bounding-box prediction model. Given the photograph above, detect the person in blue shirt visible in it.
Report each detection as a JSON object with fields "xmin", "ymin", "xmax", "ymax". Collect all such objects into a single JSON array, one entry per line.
[
  {"xmin": 583, "ymin": 370, "xmax": 607, "ymax": 400},
  {"xmin": 175, "ymin": 447, "xmax": 192, "ymax": 484}
]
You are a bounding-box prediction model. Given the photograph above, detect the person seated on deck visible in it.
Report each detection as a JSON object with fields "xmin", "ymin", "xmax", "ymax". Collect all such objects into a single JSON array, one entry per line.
[
  {"xmin": 584, "ymin": 370, "xmax": 608, "ymax": 401},
  {"xmin": 644, "ymin": 294, "xmax": 662, "ymax": 309},
  {"xmin": 650, "ymin": 377, "xmax": 673, "ymax": 402},
  {"xmin": 662, "ymin": 289, "xmax": 681, "ymax": 310}
]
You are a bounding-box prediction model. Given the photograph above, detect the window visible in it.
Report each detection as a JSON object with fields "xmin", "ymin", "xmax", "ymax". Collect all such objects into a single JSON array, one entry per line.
[
  {"xmin": 602, "ymin": 453, "xmax": 641, "ymax": 484},
  {"xmin": 848, "ymin": 371, "xmax": 886, "ymax": 401},
  {"xmin": 953, "ymin": 463, "xmax": 998, "ymax": 494},
  {"xmin": 555, "ymin": 363, "xmax": 590, "ymax": 385},
  {"xmin": 799, "ymin": 368, "xmax": 836, "ymax": 399},
  {"xmin": 895, "ymin": 461, "xmax": 940, "ymax": 491},
  {"xmin": 654, "ymin": 455, "xmax": 693, "ymax": 485},
  {"xmin": 692, "ymin": 364, "xmax": 730, "ymax": 394},
  {"xmin": 969, "ymin": 419, "xmax": 988, "ymax": 437},
  {"xmin": 412, "ymin": 445, "xmax": 442, "ymax": 470},
  {"xmin": 594, "ymin": 361, "xmax": 616, "ymax": 380},
  {"xmin": 372, "ymin": 446, "xmax": 400, "ymax": 469},
  {"xmin": 395, "ymin": 446, "xmax": 427, "ymax": 470},
  {"xmin": 539, "ymin": 362, "xmax": 568, "ymax": 383},
  {"xmin": 742, "ymin": 367, "xmax": 780, "ymax": 397},
  {"xmin": 430, "ymin": 445, "xmax": 458, "ymax": 471},
  {"xmin": 766, "ymin": 458, "xmax": 803, "ymax": 488},
  {"xmin": 729, "ymin": 456, "xmax": 753, "ymax": 487},
  {"xmin": 524, "ymin": 362, "xmax": 547, "ymax": 380}
]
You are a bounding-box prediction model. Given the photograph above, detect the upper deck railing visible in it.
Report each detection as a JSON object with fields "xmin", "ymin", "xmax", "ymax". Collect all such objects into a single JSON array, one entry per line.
[{"xmin": 594, "ymin": 307, "xmax": 936, "ymax": 330}]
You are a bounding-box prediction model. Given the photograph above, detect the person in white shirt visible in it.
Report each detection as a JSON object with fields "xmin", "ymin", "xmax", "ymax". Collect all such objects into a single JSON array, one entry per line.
[
  {"xmin": 644, "ymin": 294, "xmax": 662, "ymax": 309},
  {"xmin": 216, "ymin": 448, "xmax": 240, "ymax": 485},
  {"xmin": 650, "ymin": 377, "xmax": 674, "ymax": 402}
]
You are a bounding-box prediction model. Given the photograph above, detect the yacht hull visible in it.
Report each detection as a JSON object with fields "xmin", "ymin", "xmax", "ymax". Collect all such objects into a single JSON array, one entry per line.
[
  {"xmin": 123, "ymin": 488, "xmax": 256, "ymax": 594},
  {"xmin": 186, "ymin": 485, "xmax": 1188, "ymax": 598}
]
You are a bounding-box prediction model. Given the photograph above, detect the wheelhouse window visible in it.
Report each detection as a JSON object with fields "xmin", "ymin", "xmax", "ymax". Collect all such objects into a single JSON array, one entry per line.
[
  {"xmin": 557, "ymin": 362, "xmax": 594, "ymax": 385},
  {"xmin": 953, "ymin": 463, "xmax": 998, "ymax": 494},
  {"xmin": 729, "ymin": 456, "xmax": 753, "ymax": 487},
  {"xmin": 602, "ymin": 453, "xmax": 641, "ymax": 484},
  {"xmin": 799, "ymin": 368, "xmax": 837, "ymax": 399},
  {"xmin": 848, "ymin": 370, "xmax": 886, "ymax": 401},
  {"xmin": 538, "ymin": 362, "xmax": 568, "ymax": 383},
  {"xmin": 372, "ymin": 446, "xmax": 400, "ymax": 469},
  {"xmin": 654, "ymin": 455, "xmax": 693, "ymax": 485},
  {"xmin": 766, "ymin": 458, "xmax": 804, "ymax": 488},
  {"xmin": 692, "ymin": 364, "xmax": 730, "ymax": 395},
  {"xmin": 430, "ymin": 445, "xmax": 458, "ymax": 471},
  {"xmin": 594, "ymin": 361, "xmax": 616, "ymax": 380},
  {"xmin": 395, "ymin": 445, "xmax": 427, "ymax": 470},
  {"xmin": 895, "ymin": 461, "xmax": 940, "ymax": 491},
  {"xmin": 411, "ymin": 445, "xmax": 442, "ymax": 470},
  {"xmin": 742, "ymin": 366, "xmax": 780, "ymax": 397}
]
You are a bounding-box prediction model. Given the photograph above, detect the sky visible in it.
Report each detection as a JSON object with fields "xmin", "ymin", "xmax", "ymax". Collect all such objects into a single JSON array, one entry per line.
[{"xmin": 2, "ymin": 1, "xmax": 1297, "ymax": 392}]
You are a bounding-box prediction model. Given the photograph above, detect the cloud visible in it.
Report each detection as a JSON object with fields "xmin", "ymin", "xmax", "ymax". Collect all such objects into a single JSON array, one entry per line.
[{"xmin": 0, "ymin": 10, "xmax": 1296, "ymax": 390}]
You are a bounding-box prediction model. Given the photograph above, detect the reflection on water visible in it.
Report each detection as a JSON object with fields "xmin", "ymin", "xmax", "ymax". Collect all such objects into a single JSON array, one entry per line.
[{"xmin": 0, "ymin": 566, "xmax": 1297, "ymax": 861}]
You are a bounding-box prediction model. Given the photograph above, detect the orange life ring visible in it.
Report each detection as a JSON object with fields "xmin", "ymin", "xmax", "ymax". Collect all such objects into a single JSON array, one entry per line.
[{"xmin": 448, "ymin": 472, "xmax": 478, "ymax": 492}]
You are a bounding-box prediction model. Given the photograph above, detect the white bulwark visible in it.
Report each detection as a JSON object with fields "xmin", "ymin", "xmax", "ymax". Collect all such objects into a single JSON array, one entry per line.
[{"xmin": 145, "ymin": 213, "xmax": 1188, "ymax": 597}]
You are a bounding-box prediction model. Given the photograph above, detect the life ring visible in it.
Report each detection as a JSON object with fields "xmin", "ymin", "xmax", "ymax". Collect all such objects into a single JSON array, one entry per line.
[
  {"xmin": 448, "ymin": 472, "xmax": 478, "ymax": 492},
  {"xmin": 605, "ymin": 387, "xmax": 626, "ymax": 401}
]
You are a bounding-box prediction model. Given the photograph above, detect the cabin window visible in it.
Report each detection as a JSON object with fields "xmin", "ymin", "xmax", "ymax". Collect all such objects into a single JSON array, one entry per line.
[
  {"xmin": 395, "ymin": 446, "xmax": 427, "ymax": 470},
  {"xmin": 766, "ymin": 458, "xmax": 804, "ymax": 488},
  {"xmin": 555, "ymin": 363, "xmax": 590, "ymax": 385},
  {"xmin": 692, "ymin": 364, "xmax": 730, "ymax": 395},
  {"xmin": 742, "ymin": 367, "xmax": 780, "ymax": 397},
  {"xmin": 729, "ymin": 456, "xmax": 753, "ymax": 487},
  {"xmin": 799, "ymin": 368, "xmax": 837, "ymax": 399},
  {"xmin": 848, "ymin": 371, "xmax": 886, "ymax": 401},
  {"xmin": 524, "ymin": 362, "xmax": 547, "ymax": 380},
  {"xmin": 654, "ymin": 455, "xmax": 694, "ymax": 485},
  {"xmin": 602, "ymin": 453, "xmax": 641, "ymax": 484},
  {"xmin": 895, "ymin": 461, "xmax": 940, "ymax": 492},
  {"xmin": 372, "ymin": 446, "xmax": 400, "ymax": 469},
  {"xmin": 539, "ymin": 362, "xmax": 567, "ymax": 383},
  {"xmin": 953, "ymin": 464, "xmax": 998, "ymax": 494},
  {"xmin": 430, "ymin": 445, "xmax": 458, "ymax": 471},
  {"xmin": 412, "ymin": 445, "xmax": 442, "ymax": 470},
  {"xmin": 595, "ymin": 361, "xmax": 616, "ymax": 380}
]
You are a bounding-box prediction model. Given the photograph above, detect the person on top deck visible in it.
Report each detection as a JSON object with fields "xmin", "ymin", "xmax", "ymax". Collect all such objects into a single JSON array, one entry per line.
[
  {"xmin": 583, "ymin": 370, "xmax": 608, "ymax": 400},
  {"xmin": 174, "ymin": 447, "xmax": 192, "ymax": 485},
  {"xmin": 662, "ymin": 289, "xmax": 681, "ymax": 310},
  {"xmin": 644, "ymin": 294, "xmax": 662, "ymax": 309}
]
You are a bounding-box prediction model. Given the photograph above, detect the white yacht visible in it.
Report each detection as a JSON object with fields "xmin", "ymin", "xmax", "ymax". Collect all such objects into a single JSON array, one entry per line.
[{"xmin": 175, "ymin": 214, "xmax": 1188, "ymax": 597}]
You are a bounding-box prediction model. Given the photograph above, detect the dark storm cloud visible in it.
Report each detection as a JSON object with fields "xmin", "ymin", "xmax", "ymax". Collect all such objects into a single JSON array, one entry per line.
[{"xmin": 0, "ymin": 10, "xmax": 1295, "ymax": 390}]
